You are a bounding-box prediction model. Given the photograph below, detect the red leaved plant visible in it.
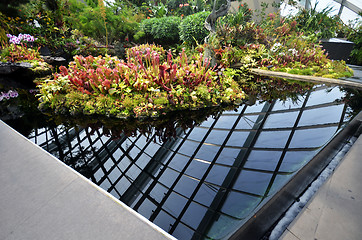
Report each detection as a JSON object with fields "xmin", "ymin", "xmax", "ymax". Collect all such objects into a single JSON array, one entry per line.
[{"xmin": 55, "ymin": 45, "xmax": 214, "ymax": 96}]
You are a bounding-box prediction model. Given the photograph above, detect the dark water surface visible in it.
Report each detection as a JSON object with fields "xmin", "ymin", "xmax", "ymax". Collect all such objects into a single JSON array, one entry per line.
[{"xmin": 2, "ymin": 82, "xmax": 361, "ymax": 239}]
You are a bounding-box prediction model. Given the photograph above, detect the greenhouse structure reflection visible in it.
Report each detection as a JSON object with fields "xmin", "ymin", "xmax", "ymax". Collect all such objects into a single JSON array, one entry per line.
[{"xmin": 28, "ymin": 85, "xmax": 350, "ymax": 239}]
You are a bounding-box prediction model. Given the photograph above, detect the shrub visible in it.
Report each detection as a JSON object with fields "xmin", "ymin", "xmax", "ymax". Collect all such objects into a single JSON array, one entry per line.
[
  {"xmin": 137, "ymin": 16, "xmax": 181, "ymax": 44},
  {"xmin": 152, "ymin": 16, "xmax": 181, "ymax": 43},
  {"xmin": 179, "ymin": 11, "xmax": 210, "ymax": 45},
  {"xmin": 139, "ymin": 17, "xmax": 155, "ymax": 38},
  {"xmin": 65, "ymin": 0, "xmax": 142, "ymax": 44}
]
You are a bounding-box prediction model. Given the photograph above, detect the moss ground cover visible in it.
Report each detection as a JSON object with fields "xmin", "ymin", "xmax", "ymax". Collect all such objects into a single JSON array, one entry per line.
[{"xmin": 37, "ymin": 44, "xmax": 245, "ymax": 119}]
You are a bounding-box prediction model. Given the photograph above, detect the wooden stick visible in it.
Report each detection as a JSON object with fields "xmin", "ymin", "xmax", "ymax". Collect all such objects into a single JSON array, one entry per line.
[{"xmin": 250, "ymin": 68, "xmax": 362, "ymax": 89}]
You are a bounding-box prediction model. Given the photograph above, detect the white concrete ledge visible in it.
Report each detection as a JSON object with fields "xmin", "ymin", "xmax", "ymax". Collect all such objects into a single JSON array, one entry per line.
[
  {"xmin": 0, "ymin": 121, "xmax": 175, "ymax": 240},
  {"xmin": 281, "ymin": 134, "xmax": 362, "ymax": 240}
]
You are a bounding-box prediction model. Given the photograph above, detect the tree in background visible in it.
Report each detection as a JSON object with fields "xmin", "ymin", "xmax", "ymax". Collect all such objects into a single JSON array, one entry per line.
[
  {"xmin": 98, "ymin": 0, "xmax": 108, "ymax": 48},
  {"xmin": 64, "ymin": 0, "xmax": 143, "ymax": 45}
]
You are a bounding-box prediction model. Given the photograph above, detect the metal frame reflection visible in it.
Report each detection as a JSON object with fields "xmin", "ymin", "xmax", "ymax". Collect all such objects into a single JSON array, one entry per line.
[{"xmin": 28, "ymin": 86, "xmax": 348, "ymax": 240}]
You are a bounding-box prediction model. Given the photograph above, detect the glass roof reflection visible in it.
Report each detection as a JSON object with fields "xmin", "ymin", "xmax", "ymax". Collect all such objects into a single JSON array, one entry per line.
[{"xmin": 25, "ymin": 85, "xmax": 354, "ymax": 240}]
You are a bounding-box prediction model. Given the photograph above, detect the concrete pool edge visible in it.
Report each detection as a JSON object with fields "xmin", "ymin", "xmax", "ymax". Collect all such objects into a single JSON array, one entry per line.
[
  {"xmin": 227, "ymin": 111, "xmax": 362, "ymax": 240},
  {"xmin": 0, "ymin": 120, "xmax": 176, "ymax": 240},
  {"xmin": 280, "ymin": 133, "xmax": 362, "ymax": 240}
]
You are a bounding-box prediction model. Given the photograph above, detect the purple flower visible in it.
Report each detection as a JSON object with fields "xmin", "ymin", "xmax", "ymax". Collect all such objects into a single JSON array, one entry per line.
[
  {"xmin": 29, "ymin": 89, "xmax": 38, "ymax": 94},
  {"xmin": 7, "ymin": 33, "xmax": 36, "ymax": 44},
  {"xmin": 2, "ymin": 93, "xmax": 10, "ymax": 100},
  {"xmin": 8, "ymin": 90, "xmax": 18, "ymax": 98}
]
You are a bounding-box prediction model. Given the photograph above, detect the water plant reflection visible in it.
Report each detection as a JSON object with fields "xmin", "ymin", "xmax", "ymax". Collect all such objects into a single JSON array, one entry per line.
[
  {"xmin": 48, "ymin": 104, "xmax": 239, "ymax": 143},
  {"xmin": 244, "ymin": 77, "xmax": 315, "ymax": 103},
  {"xmin": 338, "ymin": 87, "xmax": 362, "ymax": 117},
  {"xmin": 39, "ymin": 76, "xmax": 317, "ymax": 142}
]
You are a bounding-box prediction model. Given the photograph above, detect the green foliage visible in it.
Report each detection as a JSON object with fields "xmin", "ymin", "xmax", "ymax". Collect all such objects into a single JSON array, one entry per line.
[
  {"xmin": 167, "ymin": 0, "xmax": 210, "ymax": 17},
  {"xmin": 179, "ymin": 11, "xmax": 210, "ymax": 45},
  {"xmin": 212, "ymin": 21, "xmax": 267, "ymax": 49},
  {"xmin": 1, "ymin": 7, "xmax": 109, "ymax": 57},
  {"xmin": 0, "ymin": 12, "xmax": 11, "ymax": 42},
  {"xmin": 138, "ymin": 17, "xmax": 155, "ymax": 39},
  {"xmin": 153, "ymin": 16, "xmax": 181, "ymax": 43},
  {"xmin": 2, "ymin": 0, "xmax": 73, "ymax": 52},
  {"xmin": 219, "ymin": 2, "xmax": 252, "ymax": 27},
  {"xmin": 18, "ymin": 0, "xmax": 68, "ymax": 30},
  {"xmin": 98, "ymin": 0, "xmax": 108, "ymax": 48},
  {"xmin": 167, "ymin": 0, "xmax": 193, "ymax": 16},
  {"xmin": 67, "ymin": 29, "xmax": 108, "ymax": 56},
  {"xmin": 208, "ymin": 8, "xmax": 353, "ymax": 79},
  {"xmin": 292, "ymin": 4, "xmax": 342, "ymax": 39},
  {"xmin": 85, "ymin": 0, "xmax": 97, "ymax": 8},
  {"xmin": 347, "ymin": 20, "xmax": 362, "ymax": 65},
  {"xmin": 254, "ymin": 16, "xmax": 354, "ymax": 78},
  {"xmin": 65, "ymin": 0, "xmax": 142, "ymax": 45},
  {"xmin": 137, "ymin": 0, "xmax": 211, "ymax": 18},
  {"xmin": 137, "ymin": 16, "xmax": 181, "ymax": 44},
  {"xmin": 0, "ymin": 0, "xmax": 31, "ymax": 17},
  {"xmin": 0, "ymin": 43, "xmax": 42, "ymax": 62},
  {"xmin": 140, "ymin": 2, "xmax": 168, "ymax": 18},
  {"xmin": 127, "ymin": 0, "xmax": 144, "ymax": 7},
  {"xmin": 0, "ymin": 43, "xmax": 52, "ymax": 75},
  {"xmin": 133, "ymin": 30, "xmax": 145, "ymax": 42}
]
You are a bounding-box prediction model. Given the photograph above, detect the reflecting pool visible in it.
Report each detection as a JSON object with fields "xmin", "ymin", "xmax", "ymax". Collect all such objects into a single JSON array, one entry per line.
[{"xmin": 3, "ymin": 81, "xmax": 362, "ymax": 239}]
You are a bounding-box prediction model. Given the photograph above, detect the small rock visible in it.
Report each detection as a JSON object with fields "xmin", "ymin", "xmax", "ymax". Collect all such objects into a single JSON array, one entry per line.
[
  {"xmin": 41, "ymin": 56, "xmax": 66, "ymax": 64},
  {"xmin": 0, "ymin": 62, "xmax": 32, "ymax": 75}
]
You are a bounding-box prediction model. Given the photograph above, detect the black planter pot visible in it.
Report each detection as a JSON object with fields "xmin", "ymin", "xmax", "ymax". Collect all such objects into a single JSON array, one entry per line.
[
  {"xmin": 321, "ymin": 38, "xmax": 355, "ymax": 61},
  {"xmin": 39, "ymin": 46, "xmax": 52, "ymax": 56},
  {"xmin": 39, "ymin": 46, "xmax": 69, "ymax": 68}
]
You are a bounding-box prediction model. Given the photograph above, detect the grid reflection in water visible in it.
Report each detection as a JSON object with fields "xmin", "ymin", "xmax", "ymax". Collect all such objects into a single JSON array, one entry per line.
[{"xmin": 27, "ymin": 86, "xmax": 349, "ymax": 240}]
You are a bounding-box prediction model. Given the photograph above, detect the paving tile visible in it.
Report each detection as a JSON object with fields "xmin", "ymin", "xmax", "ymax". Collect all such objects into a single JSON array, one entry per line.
[
  {"xmin": 0, "ymin": 122, "xmax": 78, "ymax": 239},
  {"xmin": 5, "ymin": 178, "xmax": 172, "ymax": 240},
  {"xmin": 0, "ymin": 121, "xmax": 173, "ymax": 240},
  {"xmin": 281, "ymin": 229, "xmax": 300, "ymax": 240}
]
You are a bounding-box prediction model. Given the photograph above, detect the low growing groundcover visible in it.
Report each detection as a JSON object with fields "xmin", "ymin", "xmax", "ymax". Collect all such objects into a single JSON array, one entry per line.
[{"xmin": 37, "ymin": 44, "xmax": 245, "ymax": 119}]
